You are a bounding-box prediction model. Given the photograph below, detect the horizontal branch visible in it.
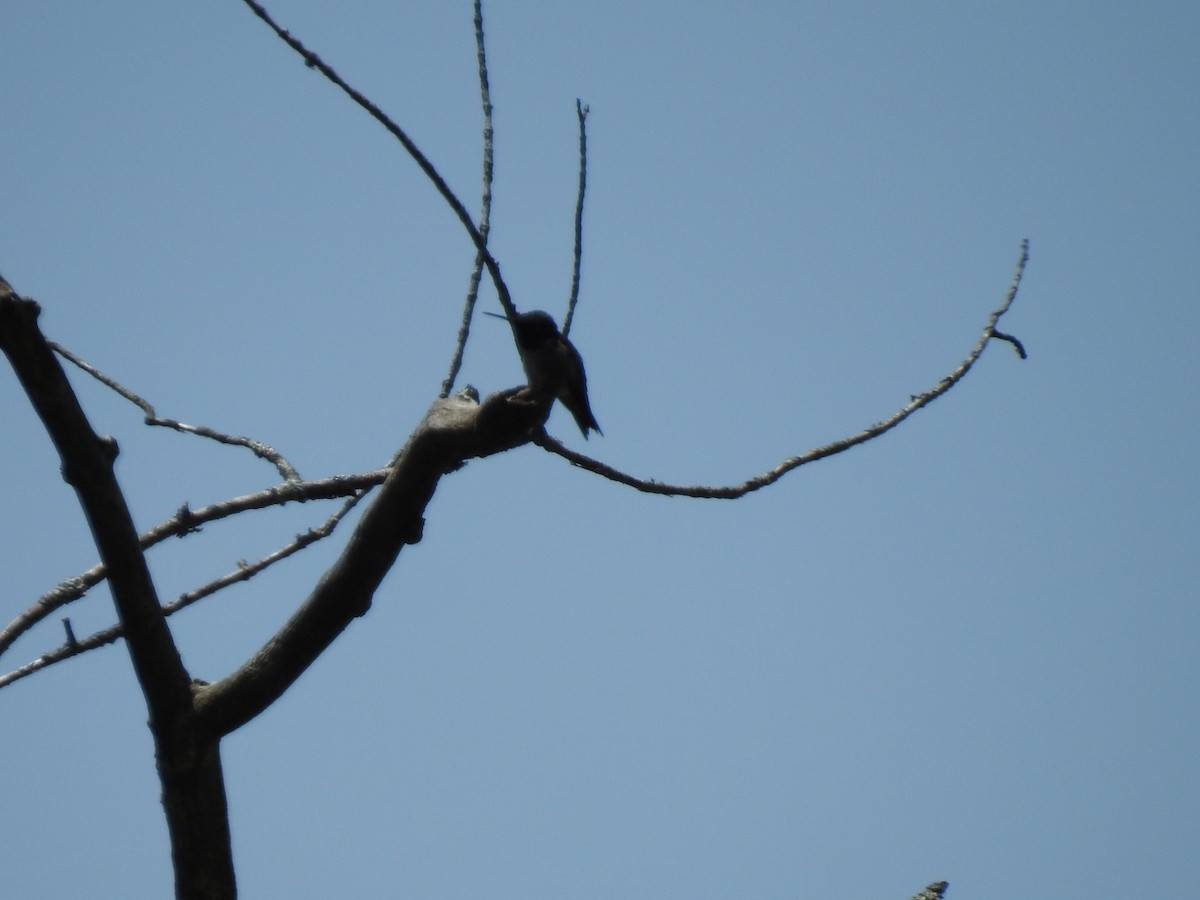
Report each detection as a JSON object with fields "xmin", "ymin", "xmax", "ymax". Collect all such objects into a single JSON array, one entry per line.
[{"xmin": 537, "ymin": 241, "xmax": 1030, "ymax": 497}]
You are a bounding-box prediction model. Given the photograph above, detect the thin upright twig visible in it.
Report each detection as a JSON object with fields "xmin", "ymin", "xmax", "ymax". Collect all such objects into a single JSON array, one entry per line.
[
  {"xmin": 562, "ymin": 99, "xmax": 589, "ymax": 338},
  {"xmin": 441, "ymin": 0, "xmax": 496, "ymax": 397}
]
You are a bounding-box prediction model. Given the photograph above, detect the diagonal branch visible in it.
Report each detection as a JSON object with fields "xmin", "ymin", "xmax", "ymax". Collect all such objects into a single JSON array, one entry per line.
[
  {"xmin": 192, "ymin": 386, "xmax": 549, "ymax": 739},
  {"xmin": 240, "ymin": 0, "xmax": 518, "ymax": 317},
  {"xmin": 51, "ymin": 341, "xmax": 302, "ymax": 482},
  {"xmin": 0, "ymin": 470, "xmax": 386, "ymax": 660},
  {"xmin": 0, "ymin": 284, "xmax": 192, "ymax": 723},
  {"xmin": 0, "ymin": 492, "xmax": 367, "ymax": 690},
  {"xmin": 536, "ymin": 241, "xmax": 1030, "ymax": 496}
]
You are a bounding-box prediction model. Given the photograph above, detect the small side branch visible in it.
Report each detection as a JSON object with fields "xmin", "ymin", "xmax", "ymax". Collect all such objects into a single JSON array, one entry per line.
[
  {"xmin": 0, "ymin": 626, "xmax": 124, "ymax": 690},
  {"xmin": 50, "ymin": 341, "xmax": 301, "ymax": 482},
  {"xmin": 537, "ymin": 241, "xmax": 1030, "ymax": 497},
  {"xmin": 989, "ymin": 329, "xmax": 1026, "ymax": 358},
  {"xmin": 985, "ymin": 241, "xmax": 1031, "ymax": 358}
]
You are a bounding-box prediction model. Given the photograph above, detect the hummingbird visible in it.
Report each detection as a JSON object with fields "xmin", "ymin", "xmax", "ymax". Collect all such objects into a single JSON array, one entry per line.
[{"xmin": 485, "ymin": 309, "xmax": 602, "ymax": 439}]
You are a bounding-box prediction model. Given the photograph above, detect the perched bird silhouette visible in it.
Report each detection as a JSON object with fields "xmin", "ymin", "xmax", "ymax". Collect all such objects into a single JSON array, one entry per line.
[{"xmin": 486, "ymin": 309, "xmax": 602, "ymax": 438}]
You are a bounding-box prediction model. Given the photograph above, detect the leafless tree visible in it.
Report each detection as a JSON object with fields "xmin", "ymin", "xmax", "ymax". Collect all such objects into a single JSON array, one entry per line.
[{"xmin": 0, "ymin": 3, "xmax": 1025, "ymax": 897}]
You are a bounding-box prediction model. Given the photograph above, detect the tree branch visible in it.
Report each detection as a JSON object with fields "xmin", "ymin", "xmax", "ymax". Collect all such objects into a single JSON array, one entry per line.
[
  {"xmin": 441, "ymin": 0, "xmax": 496, "ymax": 398},
  {"xmin": 536, "ymin": 241, "xmax": 1030, "ymax": 496},
  {"xmin": 240, "ymin": 0, "xmax": 518, "ymax": 317},
  {"xmin": 562, "ymin": 99, "xmax": 589, "ymax": 338},
  {"xmin": 0, "ymin": 283, "xmax": 192, "ymax": 724},
  {"xmin": 0, "ymin": 471, "xmax": 385, "ymax": 662},
  {"xmin": 0, "ymin": 493, "xmax": 367, "ymax": 690},
  {"xmin": 51, "ymin": 341, "xmax": 302, "ymax": 482},
  {"xmin": 193, "ymin": 387, "xmax": 549, "ymax": 738}
]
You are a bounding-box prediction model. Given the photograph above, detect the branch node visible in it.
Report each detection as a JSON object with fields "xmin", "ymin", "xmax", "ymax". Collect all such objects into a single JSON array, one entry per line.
[
  {"xmin": 174, "ymin": 503, "xmax": 202, "ymax": 537},
  {"xmin": 62, "ymin": 618, "xmax": 78, "ymax": 649},
  {"xmin": 99, "ymin": 434, "xmax": 120, "ymax": 463},
  {"xmin": 400, "ymin": 517, "xmax": 425, "ymax": 546}
]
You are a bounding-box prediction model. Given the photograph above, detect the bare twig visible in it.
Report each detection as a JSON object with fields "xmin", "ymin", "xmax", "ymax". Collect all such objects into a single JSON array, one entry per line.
[
  {"xmin": 0, "ymin": 471, "xmax": 386, "ymax": 660},
  {"xmin": 0, "ymin": 492, "xmax": 368, "ymax": 689},
  {"xmin": 441, "ymin": 0, "xmax": 496, "ymax": 398},
  {"xmin": 240, "ymin": 0, "xmax": 517, "ymax": 317},
  {"xmin": 536, "ymin": 241, "xmax": 1030, "ymax": 496},
  {"xmin": 562, "ymin": 99, "xmax": 589, "ymax": 338},
  {"xmin": 0, "ymin": 631, "xmax": 121, "ymax": 690},
  {"xmin": 50, "ymin": 341, "xmax": 302, "ymax": 482},
  {"xmin": 167, "ymin": 491, "xmax": 367, "ymax": 615}
]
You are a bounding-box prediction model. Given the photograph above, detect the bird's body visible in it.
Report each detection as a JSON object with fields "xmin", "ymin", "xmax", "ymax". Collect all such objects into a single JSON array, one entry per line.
[{"xmin": 486, "ymin": 310, "xmax": 602, "ymax": 438}]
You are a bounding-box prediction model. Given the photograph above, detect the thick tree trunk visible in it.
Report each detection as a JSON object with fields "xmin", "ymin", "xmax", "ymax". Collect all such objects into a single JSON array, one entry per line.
[{"xmin": 157, "ymin": 723, "xmax": 236, "ymax": 900}]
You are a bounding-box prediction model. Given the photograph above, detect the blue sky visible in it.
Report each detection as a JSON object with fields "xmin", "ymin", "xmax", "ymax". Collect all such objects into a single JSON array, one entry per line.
[{"xmin": 2, "ymin": 2, "xmax": 1198, "ymax": 897}]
